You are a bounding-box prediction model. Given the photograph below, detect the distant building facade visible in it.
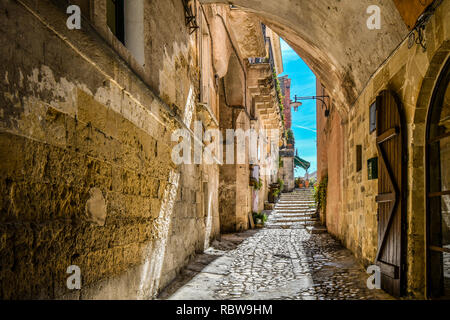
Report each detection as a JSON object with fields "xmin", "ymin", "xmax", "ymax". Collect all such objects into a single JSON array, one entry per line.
[{"xmin": 278, "ymin": 75, "xmax": 292, "ymax": 129}]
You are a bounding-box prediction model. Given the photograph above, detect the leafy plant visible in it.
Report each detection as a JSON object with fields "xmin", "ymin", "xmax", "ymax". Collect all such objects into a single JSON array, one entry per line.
[
  {"xmin": 253, "ymin": 212, "xmax": 268, "ymax": 225},
  {"xmin": 273, "ymin": 189, "xmax": 280, "ymax": 198},
  {"xmin": 314, "ymin": 174, "xmax": 328, "ymax": 213},
  {"xmin": 279, "ymin": 157, "xmax": 284, "ymax": 168},
  {"xmin": 251, "ymin": 178, "xmax": 263, "ymax": 190},
  {"xmin": 273, "ymin": 71, "xmax": 286, "ymax": 128},
  {"xmin": 286, "ymin": 129, "xmax": 295, "ymax": 146},
  {"xmin": 277, "ymin": 178, "xmax": 284, "ymax": 192}
]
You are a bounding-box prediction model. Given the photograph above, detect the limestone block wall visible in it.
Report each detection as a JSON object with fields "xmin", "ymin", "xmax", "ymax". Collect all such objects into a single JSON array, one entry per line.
[
  {"xmin": 280, "ymin": 156, "xmax": 294, "ymax": 192},
  {"xmin": 0, "ymin": 0, "xmax": 219, "ymax": 299},
  {"xmin": 319, "ymin": 0, "xmax": 450, "ymax": 298}
]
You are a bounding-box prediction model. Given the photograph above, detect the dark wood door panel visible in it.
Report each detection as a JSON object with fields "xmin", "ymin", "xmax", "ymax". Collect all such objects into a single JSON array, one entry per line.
[{"xmin": 375, "ymin": 90, "xmax": 406, "ymax": 297}]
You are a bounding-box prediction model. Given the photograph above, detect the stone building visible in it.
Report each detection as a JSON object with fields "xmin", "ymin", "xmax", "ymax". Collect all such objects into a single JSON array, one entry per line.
[
  {"xmin": 200, "ymin": 0, "xmax": 450, "ymax": 299},
  {"xmin": 279, "ymin": 148, "xmax": 295, "ymax": 192},
  {"xmin": 0, "ymin": 0, "xmax": 283, "ymax": 299},
  {"xmin": 279, "ymin": 75, "xmax": 292, "ymax": 129},
  {"xmin": 1, "ymin": 0, "xmax": 450, "ymax": 301}
]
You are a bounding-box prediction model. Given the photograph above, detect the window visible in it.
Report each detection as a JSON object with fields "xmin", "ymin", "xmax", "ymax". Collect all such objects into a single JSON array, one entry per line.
[
  {"xmin": 427, "ymin": 58, "xmax": 450, "ymax": 299},
  {"xmin": 107, "ymin": 0, "xmax": 124, "ymax": 44},
  {"xmin": 370, "ymin": 101, "xmax": 377, "ymax": 134},
  {"xmin": 356, "ymin": 145, "xmax": 362, "ymax": 172},
  {"xmin": 107, "ymin": 0, "xmax": 145, "ymax": 66},
  {"xmin": 367, "ymin": 157, "xmax": 378, "ymax": 180}
]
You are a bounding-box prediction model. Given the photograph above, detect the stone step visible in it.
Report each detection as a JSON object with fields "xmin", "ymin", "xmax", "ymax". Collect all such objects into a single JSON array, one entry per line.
[
  {"xmin": 276, "ymin": 207, "xmax": 315, "ymax": 209},
  {"xmin": 274, "ymin": 213, "xmax": 316, "ymax": 218},
  {"xmin": 281, "ymin": 193, "xmax": 313, "ymax": 195},
  {"xmin": 274, "ymin": 209, "xmax": 316, "ymax": 213},
  {"xmin": 275, "ymin": 207, "xmax": 315, "ymax": 211},
  {"xmin": 268, "ymin": 215, "xmax": 319, "ymax": 221},
  {"xmin": 280, "ymin": 196, "xmax": 313, "ymax": 198},
  {"xmin": 276, "ymin": 201, "xmax": 314, "ymax": 204},
  {"xmin": 278, "ymin": 204, "xmax": 313, "ymax": 206},
  {"xmin": 266, "ymin": 221, "xmax": 318, "ymax": 228},
  {"xmin": 306, "ymin": 226, "xmax": 327, "ymax": 234},
  {"xmin": 276, "ymin": 204, "xmax": 314, "ymax": 206},
  {"xmin": 277, "ymin": 199, "xmax": 314, "ymax": 201},
  {"xmin": 270, "ymin": 214, "xmax": 318, "ymax": 219},
  {"xmin": 269, "ymin": 218, "xmax": 319, "ymax": 224}
]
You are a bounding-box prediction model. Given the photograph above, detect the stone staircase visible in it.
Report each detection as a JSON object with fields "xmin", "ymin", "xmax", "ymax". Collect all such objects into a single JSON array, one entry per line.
[{"xmin": 266, "ymin": 189, "xmax": 327, "ymax": 233}]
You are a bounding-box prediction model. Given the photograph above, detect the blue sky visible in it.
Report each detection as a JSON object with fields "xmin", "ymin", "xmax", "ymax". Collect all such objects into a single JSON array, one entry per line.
[{"xmin": 279, "ymin": 39, "xmax": 317, "ymax": 177}]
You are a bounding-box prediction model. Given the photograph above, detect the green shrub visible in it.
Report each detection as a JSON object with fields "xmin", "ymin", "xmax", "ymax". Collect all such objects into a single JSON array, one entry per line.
[
  {"xmin": 314, "ymin": 174, "xmax": 328, "ymax": 213},
  {"xmin": 277, "ymin": 178, "xmax": 284, "ymax": 191},
  {"xmin": 252, "ymin": 178, "xmax": 263, "ymax": 190},
  {"xmin": 286, "ymin": 129, "xmax": 295, "ymax": 146},
  {"xmin": 253, "ymin": 212, "xmax": 268, "ymax": 224}
]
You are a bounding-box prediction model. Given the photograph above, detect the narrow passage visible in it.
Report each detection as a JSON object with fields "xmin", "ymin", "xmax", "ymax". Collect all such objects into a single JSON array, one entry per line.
[{"xmin": 161, "ymin": 190, "xmax": 393, "ymax": 300}]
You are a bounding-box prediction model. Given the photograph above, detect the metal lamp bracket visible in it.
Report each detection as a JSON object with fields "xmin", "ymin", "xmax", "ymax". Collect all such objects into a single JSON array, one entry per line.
[{"xmin": 291, "ymin": 95, "xmax": 331, "ymax": 117}]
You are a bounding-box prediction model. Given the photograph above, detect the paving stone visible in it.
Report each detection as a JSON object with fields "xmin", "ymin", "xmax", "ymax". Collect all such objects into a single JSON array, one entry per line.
[{"xmin": 162, "ymin": 190, "xmax": 394, "ymax": 300}]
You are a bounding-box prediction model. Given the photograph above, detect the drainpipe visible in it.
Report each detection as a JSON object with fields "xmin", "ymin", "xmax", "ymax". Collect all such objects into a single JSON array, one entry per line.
[
  {"xmin": 199, "ymin": 4, "xmax": 219, "ymax": 101},
  {"xmin": 215, "ymin": 13, "xmax": 248, "ymax": 110}
]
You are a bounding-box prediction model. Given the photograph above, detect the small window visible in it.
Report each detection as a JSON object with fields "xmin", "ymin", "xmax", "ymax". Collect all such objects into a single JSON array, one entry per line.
[
  {"xmin": 356, "ymin": 145, "xmax": 362, "ymax": 172},
  {"xmin": 107, "ymin": 0, "xmax": 124, "ymax": 44},
  {"xmin": 368, "ymin": 157, "xmax": 378, "ymax": 180},
  {"xmin": 370, "ymin": 101, "xmax": 377, "ymax": 134}
]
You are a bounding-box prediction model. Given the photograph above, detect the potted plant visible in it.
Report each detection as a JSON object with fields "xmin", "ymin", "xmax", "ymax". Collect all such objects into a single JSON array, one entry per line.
[
  {"xmin": 252, "ymin": 212, "xmax": 268, "ymax": 228},
  {"xmin": 250, "ymin": 178, "xmax": 263, "ymax": 190},
  {"xmin": 268, "ymin": 182, "xmax": 281, "ymax": 203}
]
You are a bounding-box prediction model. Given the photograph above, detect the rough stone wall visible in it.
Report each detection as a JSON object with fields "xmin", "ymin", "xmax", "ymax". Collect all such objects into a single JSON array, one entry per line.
[
  {"xmin": 279, "ymin": 76, "xmax": 292, "ymax": 129},
  {"xmin": 0, "ymin": 0, "xmax": 220, "ymax": 299},
  {"xmin": 318, "ymin": 0, "xmax": 450, "ymax": 298}
]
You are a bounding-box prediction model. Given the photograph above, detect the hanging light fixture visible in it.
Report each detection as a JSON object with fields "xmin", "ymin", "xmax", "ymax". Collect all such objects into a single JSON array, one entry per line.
[{"xmin": 291, "ymin": 95, "xmax": 330, "ymax": 117}]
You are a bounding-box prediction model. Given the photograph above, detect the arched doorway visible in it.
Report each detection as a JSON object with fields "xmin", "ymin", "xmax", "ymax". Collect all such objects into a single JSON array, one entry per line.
[{"xmin": 426, "ymin": 57, "xmax": 450, "ymax": 299}]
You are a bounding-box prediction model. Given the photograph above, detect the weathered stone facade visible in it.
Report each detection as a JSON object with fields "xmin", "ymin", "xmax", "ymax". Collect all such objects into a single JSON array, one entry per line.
[
  {"xmin": 2, "ymin": 0, "xmax": 449, "ymax": 300},
  {"xmin": 0, "ymin": 0, "xmax": 285, "ymax": 299},
  {"xmin": 201, "ymin": 0, "xmax": 450, "ymax": 299},
  {"xmin": 316, "ymin": 0, "xmax": 450, "ymax": 299}
]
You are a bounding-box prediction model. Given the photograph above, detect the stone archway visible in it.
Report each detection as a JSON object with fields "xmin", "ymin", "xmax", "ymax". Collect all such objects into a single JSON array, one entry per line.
[
  {"xmin": 200, "ymin": 0, "xmax": 408, "ymax": 112},
  {"xmin": 408, "ymin": 41, "xmax": 450, "ymax": 298}
]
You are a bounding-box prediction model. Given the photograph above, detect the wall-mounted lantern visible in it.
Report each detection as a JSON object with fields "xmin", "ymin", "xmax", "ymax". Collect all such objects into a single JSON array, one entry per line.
[{"xmin": 290, "ymin": 95, "xmax": 331, "ymax": 117}]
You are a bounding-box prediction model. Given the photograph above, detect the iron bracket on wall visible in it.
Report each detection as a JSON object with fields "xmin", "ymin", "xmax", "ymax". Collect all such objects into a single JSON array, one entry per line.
[
  {"xmin": 182, "ymin": 0, "xmax": 199, "ymax": 34},
  {"xmin": 408, "ymin": 0, "xmax": 443, "ymax": 52},
  {"xmin": 292, "ymin": 95, "xmax": 331, "ymax": 117}
]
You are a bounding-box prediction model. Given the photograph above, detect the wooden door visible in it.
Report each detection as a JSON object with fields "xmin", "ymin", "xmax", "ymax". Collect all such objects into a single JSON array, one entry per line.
[
  {"xmin": 426, "ymin": 58, "xmax": 450, "ymax": 299},
  {"xmin": 375, "ymin": 90, "xmax": 407, "ymax": 297}
]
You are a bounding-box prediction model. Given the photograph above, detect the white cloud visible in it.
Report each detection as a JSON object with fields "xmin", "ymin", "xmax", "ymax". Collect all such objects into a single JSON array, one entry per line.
[{"xmin": 294, "ymin": 125, "xmax": 317, "ymax": 133}]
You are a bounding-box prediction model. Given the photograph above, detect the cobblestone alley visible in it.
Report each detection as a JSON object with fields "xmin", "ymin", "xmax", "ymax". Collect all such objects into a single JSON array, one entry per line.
[{"xmin": 160, "ymin": 190, "xmax": 393, "ymax": 300}]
